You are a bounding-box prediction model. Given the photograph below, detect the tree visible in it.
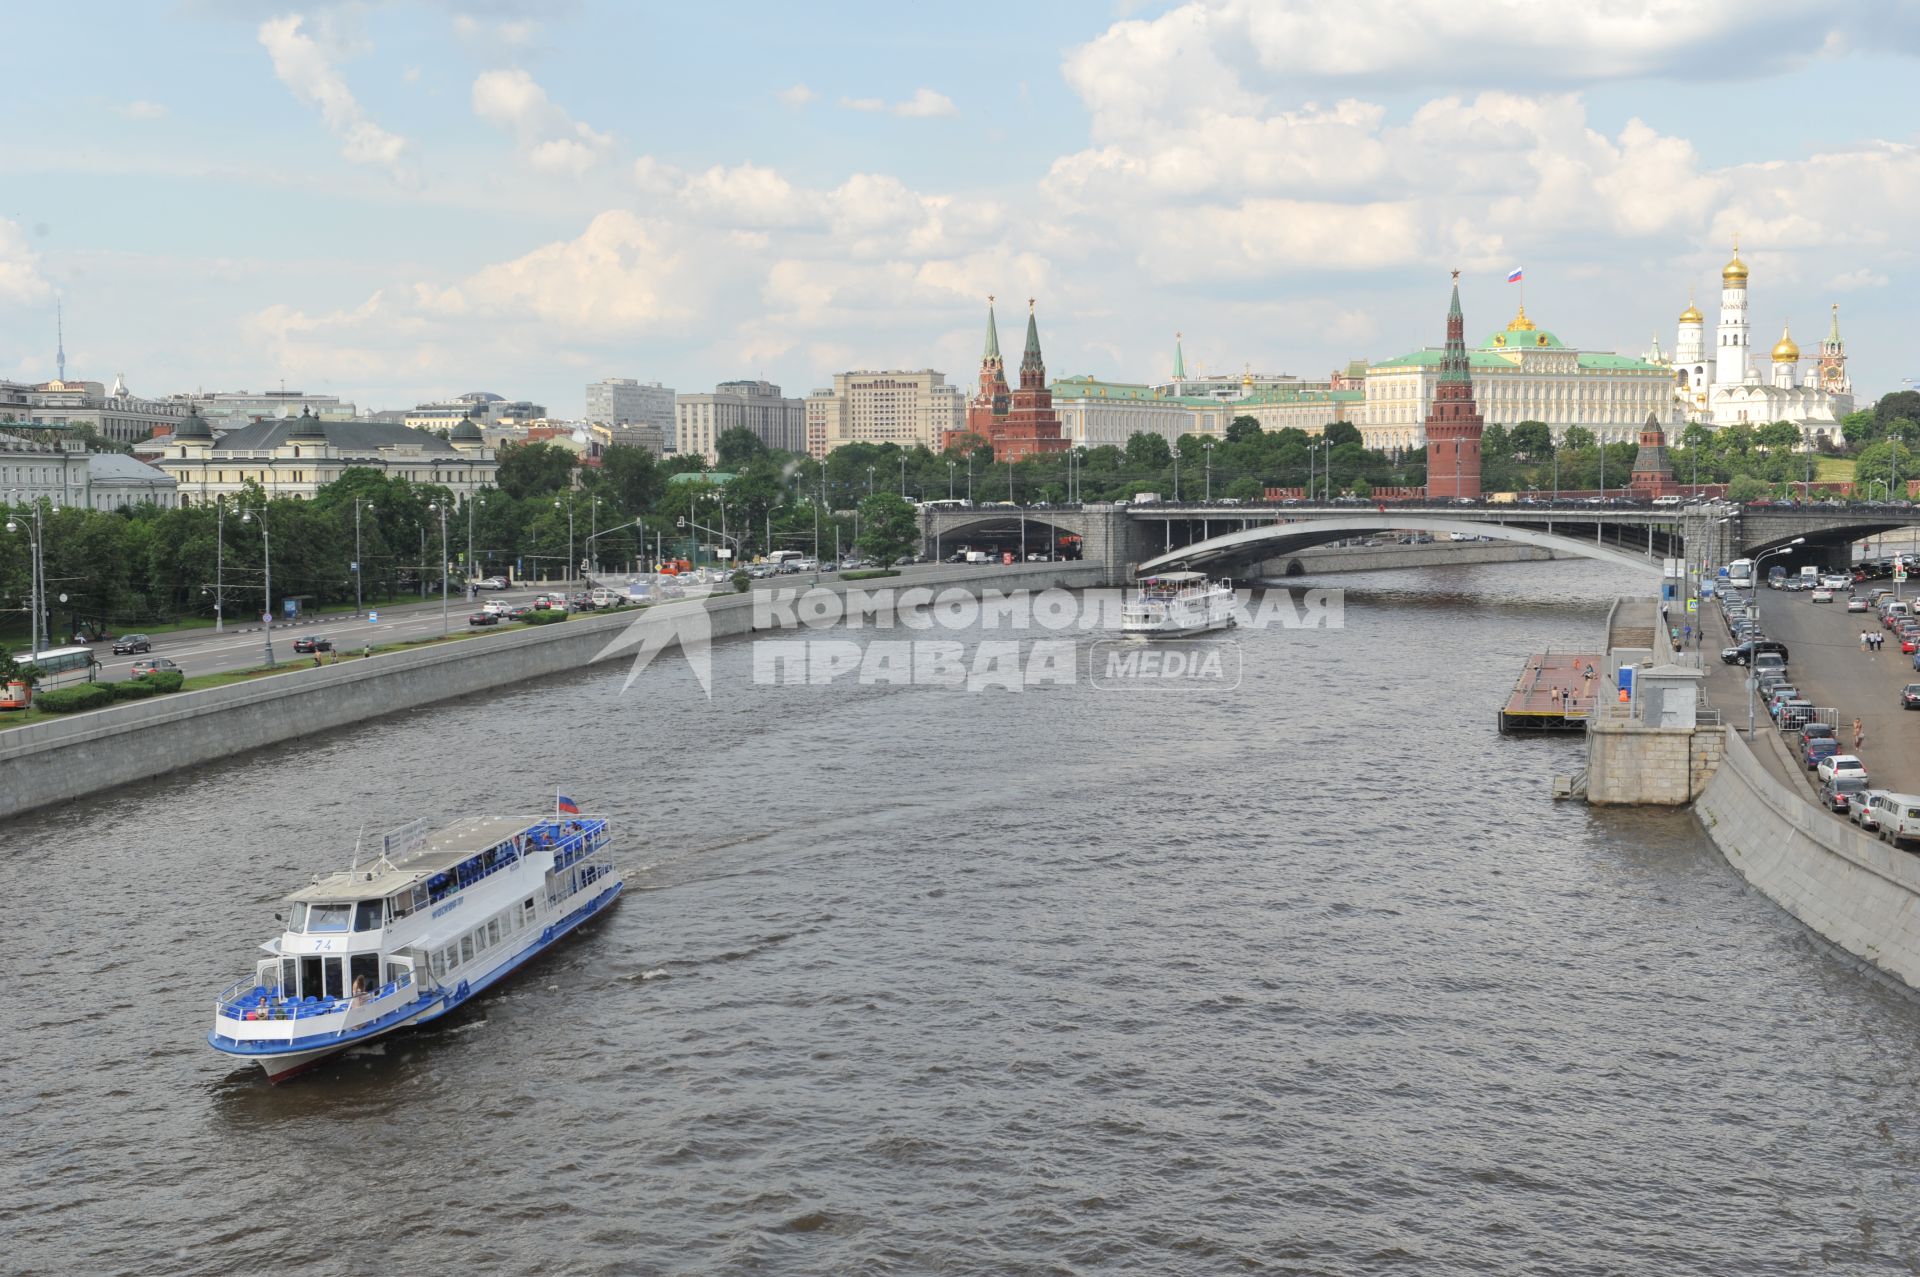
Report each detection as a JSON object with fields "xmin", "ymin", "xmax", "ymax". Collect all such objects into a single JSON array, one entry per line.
[
  {"xmin": 1754, "ymin": 420, "xmax": 1802, "ymax": 449},
  {"xmin": 1225, "ymin": 415, "xmax": 1263, "ymax": 444},
  {"xmin": 1225, "ymin": 476, "xmax": 1263, "ymax": 501},
  {"xmin": 1322, "ymin": 421, "xmax": 1361, "ymax": 449},
  {"xmin": 1875, "ymin": 390, "xmax": 1920, "ymax": 429},
  {"xmin": 1480, "ymin": 422, "xmax": 1513, "ymax": 460},
  {"xmin": 715, "ymin": 426, "xmax": 768, "ymax": 471},
  {"xmin": 1124, "ymin": 431, "xmax": 1172, "ymax": 469},
  {"xmin": 854, "ymin": 492, "xmax": 918, "ymax": 567},
  {"xmin": 1854, "ymin": 440, "xmax": 1917, "ymax": 490},
  {"xmin": 1561, "ymin": 426, "xmax": 1596, "ymax": 452},
  {"xmin": 495, "ymin": 442, "xmax": 575, "ymax": 499},
  {"xmin": 595, "ymin": 444, "xmax": 665, "ymax": 517},
  {"xmin": 1510, "ymin": 420, "xmax": 1553, "ymax": 461},
  {"xmin": 1726, "ymin": 474, "xmax": 1770, "ymax": 503}
]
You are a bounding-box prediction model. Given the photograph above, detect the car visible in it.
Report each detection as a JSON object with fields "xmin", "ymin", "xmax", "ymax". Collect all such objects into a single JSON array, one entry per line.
[
  {"xmin": 1763, "ymin": 686, "xmax": 1800, "ymax": 714},
  {"xmin": 1797, "ymin": 722, "xmax": 1837, "ymax": 751},
  {"xmin": 1851, "ymin": 788, "xmax": 1890, "ymax": 830},
  {"xmin": 1721, "ymin": 639, "xmax": 1789, "ymax": 667},
  {"xmin": 467, "ymin": 611, "xmax": 500, "ymax": 627},
  {"xmin": 1811, "ymin": 588, "xmax": 1834, "ymax": 603},
  {"xmin": 129, "ymin": 656, "xmax": 181, "ymax": 676},
  {"xmin": 1904, "ymin": 684, "xmax": 1920, "ymax": 710},
  {"xmin": 477, "ymin": 576, "xmax": 509, "ymax": 591},
  {"xmin": 1802, "ymin": 735, "xmax": 1841, "ymax": 769},
  {"xmin": 1817, "ymin": 754, "xmax": 1868, "ymax": 785},
  {"xmin": 1904, "ymin": 633, "xmax": 1920, "ymax": 655},
  {"xmin": 1775, "ymin": 699, "xmax": 1814, "ymax": 730},
  {"xmin": 292, "ymin": 636, "xmax": 333, "ymax": 654},
  {"xmin": 1821, "ymin": 774, "xmax": 1869, "ymax": 814},
  {"xmin": 111, "ymin": 633, "xmax": 151, "ymax": 655},
  {"xmin": 1848, "ymin": 596, "xmax": 1871, "ymax": 612},
  {"xmin": 506, "ymin": 605, "xmax": 535, "ymax": 619}
]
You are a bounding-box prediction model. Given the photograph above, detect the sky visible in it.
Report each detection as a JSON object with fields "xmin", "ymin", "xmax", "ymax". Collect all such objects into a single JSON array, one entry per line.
[{"xmin": 3, "ymin": 0, "xmax": 1918, "ymax": 416}]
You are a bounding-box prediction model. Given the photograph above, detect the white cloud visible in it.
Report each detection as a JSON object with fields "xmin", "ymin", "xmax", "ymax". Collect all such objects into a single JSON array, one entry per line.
[
  {"xmin": 839, "ymin": 88, "xmax": 958, "ymax": 119},
  {"xmin": 776, "ymin": 83, "xmax": 816, "ymax": 108},
  {"xmin": 257, "ymin": 14, "xmax": 411, "ymax": 179},
  {"xmin": 122, "ymin": 100, "xmax": 167, "ymax": 121},
  {"xmin": 1830, "ymin": 269, "xmax": 1888, "ymax": 290},
  {"xmin": 472, "ymin": 68, "xmax": 614, "ymax": 176},
  {"xmin": 0, "ymin": 219, "xmax": 53, "ymax": 305}
]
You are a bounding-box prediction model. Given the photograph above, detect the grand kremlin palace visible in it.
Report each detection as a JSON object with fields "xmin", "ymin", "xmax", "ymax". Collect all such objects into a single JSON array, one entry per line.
[{"xmin": 1359, "ymin": 305, "xmax": 1671, "ymax": 454}]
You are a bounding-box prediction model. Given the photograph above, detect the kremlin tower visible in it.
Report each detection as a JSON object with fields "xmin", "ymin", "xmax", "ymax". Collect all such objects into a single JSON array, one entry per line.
[
  {"xmin": 1423, "ymin": 272, "xmax": 1485, "ymax": 500},
  {"xmin": 949, "ymin": 297, "xmax": 1067, "ymax": 461}
]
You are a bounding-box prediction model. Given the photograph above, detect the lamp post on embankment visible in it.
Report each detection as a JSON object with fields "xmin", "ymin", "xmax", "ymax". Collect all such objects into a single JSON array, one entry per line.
[{"xmin": 1747, "ymin": 537, "xmax": 1804, "ymax": 738}]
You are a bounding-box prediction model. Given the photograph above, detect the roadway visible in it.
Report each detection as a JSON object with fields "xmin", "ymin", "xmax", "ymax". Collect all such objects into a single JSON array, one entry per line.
[
  {"xmin": 1701, "ymin": 578, "xmax": 1920, "ymax": 800},
  {"xmin": 67, "ymin": 561, "xmax": 1056, "ymax": 685}
]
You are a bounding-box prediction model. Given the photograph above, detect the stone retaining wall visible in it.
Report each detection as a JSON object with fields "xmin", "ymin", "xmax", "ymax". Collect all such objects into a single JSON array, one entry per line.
[{"xmin": 1695, "ymin": 725, "xmax": 1920, "ymax": 991}]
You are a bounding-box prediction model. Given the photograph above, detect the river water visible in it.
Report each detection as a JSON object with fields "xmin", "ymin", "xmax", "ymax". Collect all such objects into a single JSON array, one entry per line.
[{"xmin": 9, "ymin": 559, "xmax": 1920, "ymax": 1275}]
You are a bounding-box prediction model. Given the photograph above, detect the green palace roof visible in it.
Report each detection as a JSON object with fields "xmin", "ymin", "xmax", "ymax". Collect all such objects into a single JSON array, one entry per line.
[
  {"xmin": 1482, "ymin": 327, "xmax": 1566, "ymax": 349},
  {"xmin": 1050, "ymin": 375, "xmax": 1361, "ymax": 408},
  {"xmin": 1370, "ymin": 348, "xmax": 1665, "ymax": 373}
]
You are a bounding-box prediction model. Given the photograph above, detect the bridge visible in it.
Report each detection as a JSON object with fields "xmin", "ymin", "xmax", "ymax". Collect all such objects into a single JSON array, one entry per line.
[{"xmin": 918, "ymin": 500, "xmax": 1920, "ymax": 583}]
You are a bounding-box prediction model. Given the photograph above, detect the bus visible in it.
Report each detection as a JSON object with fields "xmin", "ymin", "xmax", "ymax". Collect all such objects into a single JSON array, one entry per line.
[
  {"xmin": 1726, "ymin": 558, "xmax": 1755, "ymax": 589},
  {"xmin": 11, "ymin": 645, "xmax": 99, "ymax": 687},
  {"xmin": 918, "ymin": 498, "xmax": 974, "ymax": 511}
]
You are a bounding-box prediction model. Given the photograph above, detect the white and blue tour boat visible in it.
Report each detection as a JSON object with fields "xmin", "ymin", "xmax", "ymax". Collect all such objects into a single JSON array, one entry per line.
[
  {"xmin": 1120, "ymin": 572, "xmax": 1238, "ymax": 639},
  {"xmin": 209, "ymin": 804, "xmax": 621, "ymax": 1081}
]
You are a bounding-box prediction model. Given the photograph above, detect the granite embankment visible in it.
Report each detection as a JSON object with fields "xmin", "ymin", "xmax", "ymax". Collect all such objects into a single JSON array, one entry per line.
[{"xmin": 0, "ymin": 564, "xmax": 1100, "ymax": 819}]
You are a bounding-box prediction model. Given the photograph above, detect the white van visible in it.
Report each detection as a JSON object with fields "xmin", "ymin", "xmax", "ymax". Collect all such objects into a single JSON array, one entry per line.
[
  {"xmin": 1875, "ymin": 792, "xmax": 1920, "ymax": 848},
  {"xmin": 1651, "ymin": 494, "xmax": 1682, "ymax": 506}
]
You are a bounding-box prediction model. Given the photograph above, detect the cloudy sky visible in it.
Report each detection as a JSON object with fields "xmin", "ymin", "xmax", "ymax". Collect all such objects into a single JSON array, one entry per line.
[{"xmin": 3, "ymin": 1, "xmax": 1916, "ymax": 415}]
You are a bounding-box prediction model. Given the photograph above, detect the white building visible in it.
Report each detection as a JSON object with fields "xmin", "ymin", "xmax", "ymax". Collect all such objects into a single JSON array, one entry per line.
[
  {"xmin": 1672, "ymin": 243, "xmax": 1854, "ymax": 443},
  {"xmin": 675, "ymin": 380, "xmax": 807, "ymax": 463},
  {"xmin": 805, "ymin": 370, "xmax": 964, "ymax": 456},
  {"xmin": 1361, "ymin": 305, "xmax": 1673, "ymax": 452},
  {"xmin": 1048, "ymin": 377, "xmax": 1231, "ymax": 447},
  {"xmin": 163, "ymin": 388, "xmax": 356, "ymax": 433},
  {"xmin": 0, "ymin": 432, "xmax": 91, "ymax": 506},
  {"xmin": 85, "ymin": 452, "xmax": 178, "ymax": 510},
  {"xmin": 585, "ymin": 378, "xmax": 674, "ymax": 434},
  {"xmin": 403, "ymin": 392, "xmax": 546, "ymax": 431},
  {"xmin": 159, "ymin": 406, "xmax": 496, "ymax": 503},
  {"xmin": 1, "ymin": 375, "xmax": 188, "ymax": 444}
]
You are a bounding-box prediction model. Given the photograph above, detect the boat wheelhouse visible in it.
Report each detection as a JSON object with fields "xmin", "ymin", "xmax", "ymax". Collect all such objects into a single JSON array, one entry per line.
[
  {"xmin": 1120, "ymin": 572, "xmax": 1238, "ymax": 638},
  {"xmin": 209, "ymin": 810, "xmax": 622, "ymax": 1081}
]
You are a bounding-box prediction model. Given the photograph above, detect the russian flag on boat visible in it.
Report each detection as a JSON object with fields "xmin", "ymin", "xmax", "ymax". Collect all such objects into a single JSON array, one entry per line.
[
  {"xmin": 1506, "ymin": 267, "xmax": 1524, "ymax": 283},
  {"xmin": 556, "ymin": 794, "xmax": 580, "ymax": 815}
]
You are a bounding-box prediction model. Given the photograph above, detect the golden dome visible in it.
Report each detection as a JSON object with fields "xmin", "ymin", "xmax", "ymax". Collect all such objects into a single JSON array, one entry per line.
[
  {"xmin": 1771, "ymin": 323, "xmax": 1799, "ymax": 363},
  {"xmin": 1679, "ymin": 298, "xmax": 1703, "ymax": 323},
  {"xmin": 1722, "ymin": 236, "xmax": 1748, "ymax": 286},
  {"xmin": 1506, "ymin": 302, "xmax": 1537, "ymax": 332}
]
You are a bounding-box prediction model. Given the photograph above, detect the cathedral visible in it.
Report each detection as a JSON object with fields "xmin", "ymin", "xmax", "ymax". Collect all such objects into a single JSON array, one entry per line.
[{"xmin": 1670, "ymin": 239, "xmax": 1853, "ymax": 444}]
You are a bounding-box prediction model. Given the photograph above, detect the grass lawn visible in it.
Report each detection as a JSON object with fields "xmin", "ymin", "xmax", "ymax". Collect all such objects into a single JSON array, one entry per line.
[{"xmin": 1816, "ymin": 457, "xmax": 1856, "ymax": 482}]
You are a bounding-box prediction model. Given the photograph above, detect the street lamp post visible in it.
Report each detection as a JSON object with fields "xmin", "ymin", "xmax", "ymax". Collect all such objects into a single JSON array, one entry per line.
[
  {"xmin": 967, "ymin": 454, "xmax": 974, "ymax": 506},
  {"xmin": 1173, "ymin": 450, "xmax": 1181, "ymax": 501},
  {"xmin": 352, "ymin": 499, "xmax": 371, "ymax": 618},
  {"xmin": 465, "ymin": 492, "xmax": 484, "ymax": 598},
  {"xmin": 554, "ymin": 494, "xmax": 575, "ymax": 588},
  {"xmin": 899, "ymin": 455, "xmax": 907, "ymax": 498},
  {"xmin": 948, "ymin": 461, "xmax": 957, "ymax": 501},
  {"xmin": 1747, "ymin": 537, "xmax": 1804, "ymax": 737},
  {"xmin": 1204, "ymin": 441, "xmax": 1216, "ymax": 501},
  {"xmin": 427, "ymin": 502, "xmax": 450, "ymax": 636},
  {"xmin": 5, "ymin": 500, "xmax": 46, "ymax": 660},
  {"xmin": 867, "ymin": 465, "xmax": 876, "ymax": 497},
  {"xmin": 241, "ymin": 507, "xmax": 275, "ymax": 667},
  {"xmin": 215, "ymin": 496, "xmax": 226, "ymax": 633}
]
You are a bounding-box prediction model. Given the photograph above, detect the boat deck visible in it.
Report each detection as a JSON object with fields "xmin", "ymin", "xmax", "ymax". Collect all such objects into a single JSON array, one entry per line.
[{"xmin": 1499, "ymin": 652, "xmax": 1605, "ymax": 733}]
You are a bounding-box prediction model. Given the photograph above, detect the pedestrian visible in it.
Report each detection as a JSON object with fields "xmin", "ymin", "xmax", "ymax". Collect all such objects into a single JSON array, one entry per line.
[
  {"xmin": 1862, "ymin": 630, "xmax": 1871, "ymax": 651},
  {"xmin": 1854, "ymin": 717, "xmax": 1865, "ymax": 750},
  {"xmin": 1550, "ymin": 686, "xmax": 1562, "ymax": 709}
]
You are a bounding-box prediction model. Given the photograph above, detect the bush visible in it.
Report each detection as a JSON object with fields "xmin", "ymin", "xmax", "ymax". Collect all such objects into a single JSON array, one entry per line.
[
  {"xmin": 138, "ymin": 669, "xmax": 185, "ymax": 693},
  {"xmin": 35, "ymin": 684, "xmax": 116, "ymax": 713},
  {"xmin": 732, "ymin": 570, "xmax": 751, "ymax": 593},
  {"xmin": 522, "ymin": 608, "xmax": 567, "ymax": 625},
  {"xmin": 110, "ymin": 679, "xmax": 158, "ymax": 700}
]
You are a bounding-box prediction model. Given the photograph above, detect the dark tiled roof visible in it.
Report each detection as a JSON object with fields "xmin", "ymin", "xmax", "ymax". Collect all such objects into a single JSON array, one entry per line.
[{"xmin": 213, "ymin": 419, "xmax": 460, "ymax": 455}]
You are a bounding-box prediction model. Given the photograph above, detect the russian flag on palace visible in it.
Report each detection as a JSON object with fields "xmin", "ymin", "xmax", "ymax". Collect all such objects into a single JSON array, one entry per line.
[
  {"xmin": 1506, "ymin": 267, "xmax": 1524, "ymax": 283},
  {"xmin": 556, "ymin": 794, "xmax": 580, "ymax": 815}
]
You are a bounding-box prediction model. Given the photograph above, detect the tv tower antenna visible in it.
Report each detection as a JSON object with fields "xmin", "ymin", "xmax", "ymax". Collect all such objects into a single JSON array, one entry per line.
[{"xmin": 56, "ymin": 299, "xmax": 66, "ymax": 383}]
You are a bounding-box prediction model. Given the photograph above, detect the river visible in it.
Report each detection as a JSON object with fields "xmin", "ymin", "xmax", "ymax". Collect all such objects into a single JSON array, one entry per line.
[{"xmin": 8, "ymin": 559, "xmax": 1920, "ymax": 1274}]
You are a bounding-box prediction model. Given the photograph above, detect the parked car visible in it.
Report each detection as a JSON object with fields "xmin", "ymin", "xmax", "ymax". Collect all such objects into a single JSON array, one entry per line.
[
  {"xmin": 1802, "ymin": 735, "xmax": 1841, "ymax": 769},
  {"xmin": 1903, "ymin": 683, "xmax": 1920, "ymax": 710},
  {"xmin": 467, "ymin": 611, "xmax": 500, "ymax": 627},
  {"xmin": 1875, "ymin": 793, "xmax": 1920, "ymax": 848},
  {"xmin": 1816, "ymin": 754, "xmax": 1868, "ymax": 785},
  {"xmin": 1851, "ymin": 788, "xmax": 1889, "ymax": 830},
  {"xmin": 1821, "ymin": 774, "xmax": 1870, "ymax": 813},
  {"xmin": 1776, "ymin": 700, "xmax": 1815, "ymax": 730},
  {"xmin": 292, "ymin": 635, "xmax": 333, "ymax": 654},
  {"xmin": 1722, "ymin": 639, "xmax": 1789, "ymax": 667},
  {"xmin": 111, "ymin": 633, "xmax": 151, "ymax": 655},
  {"xmin": 129, "ymin": 656, "xmax": 181, "ymax": 676},
  {"xmin": 1798, "ymin": 721, "xmax": 1837, "ymax": 750}
]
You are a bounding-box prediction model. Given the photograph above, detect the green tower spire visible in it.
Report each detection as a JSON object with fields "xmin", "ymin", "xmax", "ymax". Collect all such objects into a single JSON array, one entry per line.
[
  {"xmin": 983, "ymin": 297, "xmax": 1001, "ymax": 361},
  {"xmin": 1173, "ymin": 331, "xmax": 1186, "ymax": 380}
]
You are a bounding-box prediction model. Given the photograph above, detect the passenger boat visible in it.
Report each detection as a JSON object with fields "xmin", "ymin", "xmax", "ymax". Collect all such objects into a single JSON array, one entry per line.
[
  {"xmin": 208, "ymin": 804, "xmax": 622, "ymax": 1082},
  {"xmin": 1120, "ymin": 572, "xmax": 1238, "ymax": 638}
]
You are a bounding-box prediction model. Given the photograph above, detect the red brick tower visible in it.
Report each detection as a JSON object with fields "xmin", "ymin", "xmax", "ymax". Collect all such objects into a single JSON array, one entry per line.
[
  {"xmin": 993, "ymin": 299, "xmax": 1068, "ymax": 462},
  {"xmin": 1424, "ymin": 271, "xmax": 1484, "ymax": 499},
  {"xmin": 1628, "ymin": 413, "xmax": 1677, "ymax": 497},
  {"xmin": 943, "ymin": 297, "xmax": 1012, "ymax": 451}
]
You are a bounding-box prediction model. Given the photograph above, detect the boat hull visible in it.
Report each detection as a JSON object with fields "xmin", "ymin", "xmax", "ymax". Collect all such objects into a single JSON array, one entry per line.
[{"xmin": 1120, "ymin": 616, "xmax": 1236, "ymax": 640}]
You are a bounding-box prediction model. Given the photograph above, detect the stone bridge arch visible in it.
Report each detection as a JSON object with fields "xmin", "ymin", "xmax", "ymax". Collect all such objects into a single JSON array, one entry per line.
[{"xmin": 1136, "ymin": 516, "xmax": 1666, "ymax": 578}]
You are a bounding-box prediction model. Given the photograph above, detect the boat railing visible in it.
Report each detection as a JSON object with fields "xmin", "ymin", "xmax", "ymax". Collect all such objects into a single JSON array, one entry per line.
[{"xmin": 215, "ymin": 971, "xmax": 418, "ymax": 1036}]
